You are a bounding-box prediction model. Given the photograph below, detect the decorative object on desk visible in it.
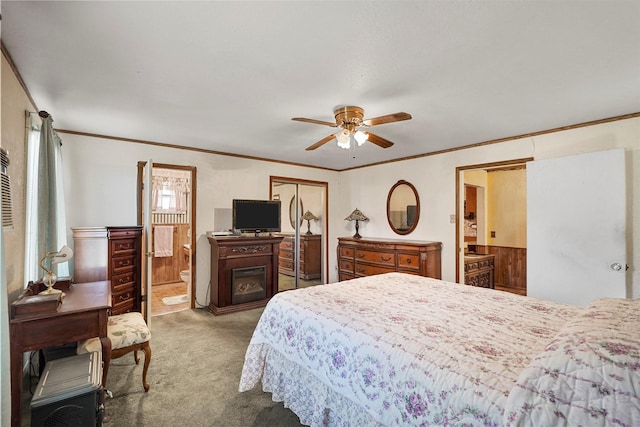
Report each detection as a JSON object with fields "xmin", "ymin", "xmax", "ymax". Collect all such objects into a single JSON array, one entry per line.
[
  {"xmin": 38, "ymin": 245, "xmax": 73, "ymax": 295},
  {"xmin": 345, "ymin": 208, "xmax": 368, "ymax": 239},
  {"xmin": 301, "ymin": 210, "xmax": 319, "ymax": 235}
]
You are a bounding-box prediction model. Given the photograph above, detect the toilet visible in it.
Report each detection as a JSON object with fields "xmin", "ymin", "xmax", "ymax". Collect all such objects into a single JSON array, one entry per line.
[{"xmin": 180, "ymin": 269, "xmax": 190, "ymax": 284}]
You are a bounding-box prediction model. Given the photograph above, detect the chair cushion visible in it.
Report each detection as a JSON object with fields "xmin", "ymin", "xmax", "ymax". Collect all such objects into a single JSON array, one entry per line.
[{"xmin": 78, "ymin": 311, "xmax": 150, "ymax": 353}]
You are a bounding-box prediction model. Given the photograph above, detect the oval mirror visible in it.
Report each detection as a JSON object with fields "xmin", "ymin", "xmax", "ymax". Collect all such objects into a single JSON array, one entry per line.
[
  {"xmin": 289, "ymin": 196, "xmax": 304, "ymax": 229},
  {"xmin": 387, "ymin": 180, "xmax": 420, "ymax": 235}
]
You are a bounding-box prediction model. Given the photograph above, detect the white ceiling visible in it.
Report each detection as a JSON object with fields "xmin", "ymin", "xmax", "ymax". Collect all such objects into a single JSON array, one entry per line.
[{"xmin": 2, "ymin": 1, "xmax": 639, "ymax": 170}]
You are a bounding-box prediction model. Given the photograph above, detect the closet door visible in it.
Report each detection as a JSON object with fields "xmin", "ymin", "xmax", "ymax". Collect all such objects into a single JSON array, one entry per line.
[{"xmin": 527, "ymin": 148, "xmax": 626, "ymax": 306}]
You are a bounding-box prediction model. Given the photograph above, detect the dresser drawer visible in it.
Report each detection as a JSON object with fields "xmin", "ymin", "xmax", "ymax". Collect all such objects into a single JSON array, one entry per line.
[
  {"xmin": 112, "ymin": 271, "xmax": 136, "ymax": 292},
  {"xmin": 355, "ymin": 263, "xmax": 395, "ymax": 277},
  {"xmin": 355, "ymin": 250, "xmax": 395, "ymax": 267},
  {"xmin": 339, "ymin": 247, "xmax": 354, "ymax": 259},
  {"xmin": 111, "ymin": 238, "xmax": 137, "ymax": 256},
  {"xmin": 398, "ymin": 253, "xmax": 420, "ymax": 271},
  {"xmin": 111, "ymin": 255, "xmax": 136, "ymax": 275},
  {"xmin": 111, "ymin": 289, "xmax": 135, "ymax": 315},
  {"xmin": 279, "ymin": 258, "xmax": 294, "ymax": 271},
  {"xmin": 339, "ymin": 259, "xmax": 354, "ymax": 272},
  {"xmin": 280, "ymin": 239, "xmax": 293, "ymax": 251}
]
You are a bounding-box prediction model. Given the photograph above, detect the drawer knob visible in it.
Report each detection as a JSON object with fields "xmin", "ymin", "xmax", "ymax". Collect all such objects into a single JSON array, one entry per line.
[
  {"xmin": 405, "ymin": 258, "xmax": 411, "ymax": 264},
  {"xmin": 119, "ymin": 293, "xmax": 130, "ymax": 301},
  {"xmin": 380, "ymin": 256, "xmax": 392, "ymax": 262}
]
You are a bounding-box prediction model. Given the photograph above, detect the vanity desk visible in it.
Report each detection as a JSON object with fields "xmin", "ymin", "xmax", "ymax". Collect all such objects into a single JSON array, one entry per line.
[{"xmin": 9, "ymin": 280, "xmax": 112, "ymax": 426}]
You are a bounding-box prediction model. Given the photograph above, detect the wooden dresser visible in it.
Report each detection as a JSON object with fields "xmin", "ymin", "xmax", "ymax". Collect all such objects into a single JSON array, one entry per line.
[
  {"xmin": 72, "ymin": 226, "xmax": 143, "ymax": 315},
  {"xmin": 278, "ymin": 233, "xmax": 321, "ymax": 280},
  {"xmin": 337, "ymin": 237, "xmax": 442, "ymax": 281},
  {"xmin": 464, "ymin": 254, "xmax": 495, "ymax": 289}
]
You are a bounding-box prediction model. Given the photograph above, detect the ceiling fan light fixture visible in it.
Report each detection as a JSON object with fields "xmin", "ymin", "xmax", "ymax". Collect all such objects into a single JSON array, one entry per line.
[
  {"xmin": 354, "ymin": 130, "xmax": 368, "ymax": 146},
  {"xmin": 336, "ymin": 129, "xmax": 350, "ymax": 149}
]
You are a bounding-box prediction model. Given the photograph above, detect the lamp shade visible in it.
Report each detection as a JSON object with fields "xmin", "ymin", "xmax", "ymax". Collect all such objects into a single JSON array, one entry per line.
[
  {"xmin": 51, "ymin": 245, "xmax": 73, "ymax": 264},
  {"xmin": 301, "ymin": 210, "xmax": 319, "ymax": 221},
  {"xmin": 344, "ymin": 208, "xmax": 368, "ymax": 222}
]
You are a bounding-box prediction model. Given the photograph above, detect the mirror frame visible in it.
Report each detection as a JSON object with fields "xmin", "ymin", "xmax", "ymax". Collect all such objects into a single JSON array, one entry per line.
[
  {"xmin": 386, "ymin": 180, "xmax": 420, "ymax": 235},
  {"xmin": 289, "ymin": 196, "xmax": 304, "ymax": 229}
]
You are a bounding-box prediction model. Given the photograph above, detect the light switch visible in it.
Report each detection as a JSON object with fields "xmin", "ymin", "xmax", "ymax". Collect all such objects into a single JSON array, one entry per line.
[
  {"xmin": 491, "ymin": 231, "xmax": 496, "ymax": 238},
  {"xmin": 450, "ymin": 214, "xmax": 456, "ymax": 223}
]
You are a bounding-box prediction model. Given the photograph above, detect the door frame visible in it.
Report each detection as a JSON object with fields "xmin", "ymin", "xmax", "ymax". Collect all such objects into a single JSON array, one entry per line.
[
  {"xmin": 137, "ymin": 162, "xmax": 197, "ymax": 309},
  {"xmin": 455, "ymin": 157, "xmax": 532, "ymax": 284},
  {"xmin": 270, "ymin": 176, "xmax": 329, "ymax": 285}
]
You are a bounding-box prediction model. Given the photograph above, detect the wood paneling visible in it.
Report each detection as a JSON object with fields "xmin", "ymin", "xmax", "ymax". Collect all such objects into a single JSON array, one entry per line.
[
  {"xmin": 152, "ymin": 223, "xmax": 190, "ymax": 286},
  {"xmin": 479, "ymin": 245, "xmax": 526, "ymax": 295}
]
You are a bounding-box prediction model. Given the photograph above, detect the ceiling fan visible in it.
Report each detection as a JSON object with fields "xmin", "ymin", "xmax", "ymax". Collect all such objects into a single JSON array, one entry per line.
[{"xmin": 292, "ymin": 106, "xmax": 412, "ymax": 151}]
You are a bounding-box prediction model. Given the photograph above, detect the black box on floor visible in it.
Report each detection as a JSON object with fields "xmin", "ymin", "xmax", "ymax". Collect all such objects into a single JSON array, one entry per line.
[{"xmin": 31, "ymin": 351, "xmax": 103, "ymax": 427}]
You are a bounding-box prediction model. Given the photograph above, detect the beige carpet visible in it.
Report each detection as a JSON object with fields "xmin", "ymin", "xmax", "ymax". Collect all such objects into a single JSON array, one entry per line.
[{"xmin": 102, "ymin": 308, "xmax": 303, "ymax": 426}]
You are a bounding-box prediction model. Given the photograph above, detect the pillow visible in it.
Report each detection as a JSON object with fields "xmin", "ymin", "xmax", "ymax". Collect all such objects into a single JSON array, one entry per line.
[{"xmin": 504, "ymin": 298, "xmax": 640, "ymax": 427}]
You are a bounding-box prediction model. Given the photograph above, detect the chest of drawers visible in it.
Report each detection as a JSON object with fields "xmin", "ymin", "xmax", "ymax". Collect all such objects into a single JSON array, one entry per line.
[
  {"xmin": 337, "ymin": 237, "xmax": 442, "ymax": 281},
  {"xmin": 72, "ymin": 226, "xmax": 142, "ymax": 315},
  {"xmin": 464, "ymin": 254, "xmax": 495, "ymax": 289},
  {"xmin": 278, "ymin": 233, "xmax": 321, "ymax": 280}
]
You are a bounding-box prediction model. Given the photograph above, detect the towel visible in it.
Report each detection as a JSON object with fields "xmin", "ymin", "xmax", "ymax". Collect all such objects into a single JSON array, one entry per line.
[{"xmin": 154, "ymin": 225, "xmax": 174, "ymax": 257}]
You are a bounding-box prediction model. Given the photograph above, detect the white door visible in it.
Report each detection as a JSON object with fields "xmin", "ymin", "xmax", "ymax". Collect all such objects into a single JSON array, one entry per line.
[
  {"xmin": 142, "ymin": 160, "xmax": 153, "ymax": 324},
  {"xmin": 527, "ymin": 148, "xmax": 626, "ymax": 306}
]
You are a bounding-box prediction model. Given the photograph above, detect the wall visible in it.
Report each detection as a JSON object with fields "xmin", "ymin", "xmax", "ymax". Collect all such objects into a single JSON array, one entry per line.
[
  {"xmin": 343, "ymin": 117, "xmax": 640, "ymax": 297},
  {"xmin": 60, "ymin": 133, "xmax": 342, "ymax": 305},
  {"xmin": 487, "ymin": 169, "xmax": 526, "ymax": 248},
  {"xmin": 1, "ymin": 54, "xmax": 36, "ymax": 300}
]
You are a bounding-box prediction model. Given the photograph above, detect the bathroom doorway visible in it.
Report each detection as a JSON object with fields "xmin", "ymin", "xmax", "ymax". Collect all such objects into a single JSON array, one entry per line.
[{"xmin": 137, "ymin": 162, "xmax": 197, "ymax": 316}]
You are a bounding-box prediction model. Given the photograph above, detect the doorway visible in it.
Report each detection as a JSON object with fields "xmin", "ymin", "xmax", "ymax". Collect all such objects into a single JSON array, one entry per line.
[
  {"xmin": 137, "ymin": 162, "xmax": 197, "ymax": 316},
  {"xmin": 270, "ymin": 176, "xmax": 328, "ymax": 290},
  {"xmin": 456, "ymin": 158, "xmax": 531, "ymax": 295}
]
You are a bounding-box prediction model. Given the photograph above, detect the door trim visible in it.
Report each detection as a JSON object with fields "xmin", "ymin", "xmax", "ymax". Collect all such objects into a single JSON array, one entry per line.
[{"xmin": 137, "ymin": 162, "xmax": 197, "ymax": 309}]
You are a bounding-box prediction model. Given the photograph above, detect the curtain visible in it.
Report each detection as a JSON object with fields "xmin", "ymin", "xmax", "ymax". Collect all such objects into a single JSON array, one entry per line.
[
  {"xmin": 151, "ymin": 175, "xmax": 190, "ymax": 213},
  {"xmin": 0, "ymin": 202, "xmax": 10, "ymax": 427},
  {"xmin": 24, "ymin": 112, "xmax": 68, "ymax": 281}
]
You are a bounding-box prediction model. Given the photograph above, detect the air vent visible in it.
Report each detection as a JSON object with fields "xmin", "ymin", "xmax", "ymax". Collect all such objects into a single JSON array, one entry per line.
[{"xmin": 1, "ymin": 148, "xmax": 14, "ymax": 229}]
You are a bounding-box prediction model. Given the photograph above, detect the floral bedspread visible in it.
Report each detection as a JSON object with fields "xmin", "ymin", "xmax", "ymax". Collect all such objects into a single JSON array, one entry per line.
[
  {"xmin": 504, "ymin": 298, "xmax": 640, "ymax": 427},
  {"xmin": 239, "ymin": 272, "xmax": 580, "ymax": 426}
]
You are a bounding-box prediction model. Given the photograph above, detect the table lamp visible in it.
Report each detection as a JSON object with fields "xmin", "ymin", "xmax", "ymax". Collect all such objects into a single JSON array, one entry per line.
[
  {"xmin": 39, "ymin": 245, "xmax": 73, "ymax": 295},
  {"xmin": 301, "ymin": 210, "xmax": 319, "ymax": 235},
  {"xmin": 345, "ymin": 208, "xmax": 368, "ymax": 239}
]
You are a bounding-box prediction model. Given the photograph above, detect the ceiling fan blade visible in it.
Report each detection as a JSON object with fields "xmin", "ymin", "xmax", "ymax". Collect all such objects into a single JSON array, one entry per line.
[
  {"xmin": 366, "ymin": 132, "xmax": 394, "ymax": 149},
  {"xmin": 292, "ymin": 117, "xmax": 337, "ymax": 127},
  {"xmin": 306, "ymin": 134, "xmax": 336, "ymax": 151},
  {"xmin": 363, "ymin": 112, "xmax": 412, "ymax": 126}
]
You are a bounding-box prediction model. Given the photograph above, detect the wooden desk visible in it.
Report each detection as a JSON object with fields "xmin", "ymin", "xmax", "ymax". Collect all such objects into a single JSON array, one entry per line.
[{"xmin": 10, "ymin": 280, "xmax": 112, "ymax": 427}]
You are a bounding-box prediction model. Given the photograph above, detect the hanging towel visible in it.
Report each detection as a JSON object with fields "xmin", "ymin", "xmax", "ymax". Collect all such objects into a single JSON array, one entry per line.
[{"xmin": 154, "ymin": 225, "xmax": 174, "ymax": 257}]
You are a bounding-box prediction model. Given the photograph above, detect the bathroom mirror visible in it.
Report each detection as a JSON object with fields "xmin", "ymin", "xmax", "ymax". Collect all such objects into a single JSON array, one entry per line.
[
  {"xmin": 387, "ymin": 180, "xmax": 420, "ymax": 235},
  {"xmin": 289, "ymin": 196, "xmax": 304, "ymax": 229}
]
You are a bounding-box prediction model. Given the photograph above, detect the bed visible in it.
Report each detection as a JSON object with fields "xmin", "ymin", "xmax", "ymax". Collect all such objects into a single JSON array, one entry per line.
[{"xmin": 239, "ymin": 272, "xmax": 639, "ymax": 426}]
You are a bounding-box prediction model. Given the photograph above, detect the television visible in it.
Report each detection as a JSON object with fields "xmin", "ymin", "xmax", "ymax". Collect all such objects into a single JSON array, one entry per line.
[{"xmin": 232, "ymin": 199, "xmax": 281, "ymax": 235}]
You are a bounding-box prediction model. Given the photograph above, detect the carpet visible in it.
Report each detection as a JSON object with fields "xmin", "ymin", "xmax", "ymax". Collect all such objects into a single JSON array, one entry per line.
[
  {"xmin": 102, "ymin": 308, "xmax": 303, "ymax": 426},
  {"xmin": 162, "ymin": 294, "xmax": 188, "ymax": 305}
]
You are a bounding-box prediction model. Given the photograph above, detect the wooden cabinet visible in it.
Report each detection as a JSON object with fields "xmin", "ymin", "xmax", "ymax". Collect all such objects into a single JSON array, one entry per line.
[
  {"xmin": 72, "ymin": 226, "xmax": 142, "ymax": 315},
  {"xmin": 208, "ymin": 235, "xmax": 283, "ymax": 315},
  {"xmin": 278, "ymin": 233, "xmax": 321, "ymax": 280},
  {"xmin": 464, "ymin": 254, "xmax": 495, "ymax": 289},
  {"xmin": 337, "ymin": 237, "xmax": 442, "ymax": 281}
]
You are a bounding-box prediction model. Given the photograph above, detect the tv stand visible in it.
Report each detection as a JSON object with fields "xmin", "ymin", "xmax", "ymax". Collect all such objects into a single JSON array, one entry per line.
[{"xmin": 207, "ymin": 235, "xmax": 284, "ymax": 315}]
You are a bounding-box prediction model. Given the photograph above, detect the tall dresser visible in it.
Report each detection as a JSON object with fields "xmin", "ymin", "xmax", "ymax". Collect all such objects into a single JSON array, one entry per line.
[
  {"xmin": 72, "ymin": 226, "xmax": 143, "ymax": 315},
  {"xmin": 278, "ymin": 233, "xmax": 321, "ymax": 280},
  {"xmin": 337, "ymin": 237, "xmax": 442, "ymax": 281}
]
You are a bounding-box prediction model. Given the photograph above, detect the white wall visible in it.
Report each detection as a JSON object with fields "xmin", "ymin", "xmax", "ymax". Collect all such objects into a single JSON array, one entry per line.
[
  {"xmin": 341, "ymin": 117, "xmax": 640, "ymax": 297},
  {"xmin": 61, "ymin": 134, "xmax": 341, "ymax": 305},
  {"xmin": 61, "ymin": 116, "xmax": 640, "ymax": 303}
]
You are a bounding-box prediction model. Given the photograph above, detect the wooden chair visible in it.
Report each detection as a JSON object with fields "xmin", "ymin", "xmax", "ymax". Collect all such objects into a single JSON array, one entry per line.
[{"xmin": 78, "ymin": 311, "xmax": 152, "ymax": 392}]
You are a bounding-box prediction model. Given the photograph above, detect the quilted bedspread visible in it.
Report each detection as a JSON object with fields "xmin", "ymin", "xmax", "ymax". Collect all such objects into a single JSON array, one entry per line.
[
  {"xmin": 239, "ymin": 272, "xmax": 582, "ymax": 426},
  {"xmin": 504, "ymin": 298, "xmax": 640, "ymax": 427}
]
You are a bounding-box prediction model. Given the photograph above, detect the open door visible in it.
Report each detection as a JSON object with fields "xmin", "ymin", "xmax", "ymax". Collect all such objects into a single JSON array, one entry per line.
[
  {"xmin": 141, "ymin": 159, "xmax": 153, "ymax": 325},
  {"xmin": 527, "ymin": 148, "xmax": 627, "ymax": 305}
]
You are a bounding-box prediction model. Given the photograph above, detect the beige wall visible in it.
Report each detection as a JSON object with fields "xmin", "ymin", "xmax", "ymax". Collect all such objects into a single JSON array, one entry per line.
[
  {"xmin": 1, "ymin": 54, "xmax": 36, "ymax": 300},
  {"xmin": 487, "ymin": 169, "xmax": 526, "ymax": 248}
]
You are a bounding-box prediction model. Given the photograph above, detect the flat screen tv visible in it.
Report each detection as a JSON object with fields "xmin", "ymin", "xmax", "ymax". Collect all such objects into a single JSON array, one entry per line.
[{"xmin": 232, "ymin": 199, "xmax": 281, "ymax": 235}]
